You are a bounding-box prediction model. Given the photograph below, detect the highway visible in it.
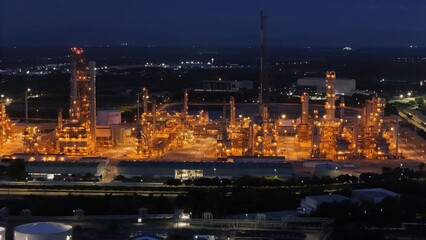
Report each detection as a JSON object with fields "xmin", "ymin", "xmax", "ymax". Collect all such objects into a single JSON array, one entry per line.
[
  {"xmin": 398, "ymin": 109, "xmax": 426, "ymax": 132},
  {"xmin": 399, "ymin": 127, "xmax": 426, "ymax": 160}
]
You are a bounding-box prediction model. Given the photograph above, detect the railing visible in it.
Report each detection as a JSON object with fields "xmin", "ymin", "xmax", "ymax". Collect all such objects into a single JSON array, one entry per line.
[{"xmin": 186, "ymin": 217, "xmax": 334, "ymax": 233}]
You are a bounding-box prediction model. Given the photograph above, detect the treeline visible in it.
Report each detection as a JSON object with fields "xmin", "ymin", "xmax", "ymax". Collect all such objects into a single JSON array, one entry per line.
[{"xmin": 1, "ymin": 194, "xmax": 173, "ymax": 216}]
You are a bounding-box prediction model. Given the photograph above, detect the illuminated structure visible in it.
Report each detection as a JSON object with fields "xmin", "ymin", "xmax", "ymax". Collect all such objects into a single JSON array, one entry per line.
[
  {"xmin": 0, "ymin": 99, "xmax": 13, "ymax": 147},
  {"xmin": 230, "ymin": 96, "xmax": 236, "ymax": 127},
  {"xmin": 135, "ymin": 88, "xmax": 197, "ymax": 157},
  {"xmin": 136, "ymin": 87, "xmax": 150, "ymax": 156},
  {"xmin": 217, "ymin": 101, "xmax": 231, "ymax": 158},
  {"xmin": 298, "ymin": 92, "xmax": 310, "ymax": 147},
  {"xmin": 325, "ymin": 71, "xmax": 336, "ymax": 120},
  {"xmin": 57, "ymin": 48, "xmax": 96, "ymax": 156},
  {"xmin": 291, "ymin": 71, "xmax": 396, "ymax": 160}
]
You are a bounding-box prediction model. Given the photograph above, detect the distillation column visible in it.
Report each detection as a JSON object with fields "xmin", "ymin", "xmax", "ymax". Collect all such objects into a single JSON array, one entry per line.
[
  {"xmin": 298, "ymin": 92, "xmax": 310, "ymax": 147},
  {"xmin": 311, "ymin": 110, "xmax": 321, "ymax": 156},
  {"xmin": 58, "ymin": 47, "xmax": 93, "ymax": 156},
  {"xmin": 217, "ymin": 101, "xmax": 230, "ymax": 158},
  {"xmin": 230, "ymin": 96, "xmax": 236, "ymax": 127},
  {"xmin": 340, "ymin": 96, "xmax": 345, "ymax": 121},
  {"xmin": 325, "ymin": 71, "xmax": 336, "ymax": 120},
  {"xmin": 0, "ymin": 100, "xmax": 7, "ymax": 146}
]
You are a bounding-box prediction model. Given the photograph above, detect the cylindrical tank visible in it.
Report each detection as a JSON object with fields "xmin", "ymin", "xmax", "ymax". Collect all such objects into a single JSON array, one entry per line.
[
  {"xmin": 0, "ymin": 226, "xmax": 5, "ymax": 239},
  {"xmin": 97, "ymin": 110, "xmax": 121, "ymax": 125},
  {"xmin": 14, "ymin": 222, "xmax": 72, "ymax": 240}
]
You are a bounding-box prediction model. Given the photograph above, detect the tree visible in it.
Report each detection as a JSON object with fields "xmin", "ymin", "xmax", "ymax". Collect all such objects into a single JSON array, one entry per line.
[
  {"xmin": 7, "ymin": 159, "xmax": 26, "ymax": 180},
  {"xmin": 415, "ymin": 97, "xmax": 425, "ymax": 107},
  {"xmin": 164, "ymin": 178, "xmax": 181, "ymax": 186},
  {"xmin": 418, "ymin": 163, "xmax": 425, "ymax": 174}
]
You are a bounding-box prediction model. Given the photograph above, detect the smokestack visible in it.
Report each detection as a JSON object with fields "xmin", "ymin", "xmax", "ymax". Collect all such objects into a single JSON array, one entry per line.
[
  {"xmin": 89, "ymin": 61, "xmax": 96, "ymax": 152},
  {"xmin": 142, "ymin": 87, "xmax": 149, "ymax": 116},
  {"xmin": 259, "ymin": 11, "xmax": 272, "ymax": 105}
]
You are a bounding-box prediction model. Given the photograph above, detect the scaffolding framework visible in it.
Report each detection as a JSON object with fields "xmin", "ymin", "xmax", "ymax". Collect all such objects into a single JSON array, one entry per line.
[{"xmin": 57, "ymin": 48, "xmax": 96, "ymax": 156}]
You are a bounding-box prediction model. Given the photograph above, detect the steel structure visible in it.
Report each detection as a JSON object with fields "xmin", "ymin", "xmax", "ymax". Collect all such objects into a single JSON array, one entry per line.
[
  {"xmin": 57, "ymin": 48, "xmax": 96, "ymax": 156},
  {"xmin": 0, "ymin": 100, "xmax": 13, "ymax": 147}
]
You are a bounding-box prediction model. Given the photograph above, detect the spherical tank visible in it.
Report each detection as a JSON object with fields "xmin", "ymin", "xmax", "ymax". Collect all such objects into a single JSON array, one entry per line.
[
  {"xmin": 14, "ymin": 222, "xmax": 72, "ymax": 240},
  {"xmin": 0, "ymin": 226, "xmax": 5, "ymax": 240}
]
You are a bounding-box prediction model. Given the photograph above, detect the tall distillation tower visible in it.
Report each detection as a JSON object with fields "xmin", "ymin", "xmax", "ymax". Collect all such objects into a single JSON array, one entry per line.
[
  {"xmin": 318, "ymin": 71, "xmax": 341, "ymax": 158},
  {"xmin": 298, "ymin": 92, "xmax": 310, "ymax": 147},
  {"xmin": 325, "ymin": 71, "xmax": 336, "ymax": 120},
  {"xmin": 57, "ymin": 48, "xmax": 96, "ymax": 156},
  {"xmin": 0, "ymin": 100, "xmax": 13, "ymax": 147}
]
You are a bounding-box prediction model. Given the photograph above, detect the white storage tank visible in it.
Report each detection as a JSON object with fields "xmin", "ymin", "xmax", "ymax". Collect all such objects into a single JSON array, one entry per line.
[
  {"xmin": 0, "ymin": 226, "xmax": 5, "ymax": 240},
  {"xmin": 14, "ymin": 222, "xmax": 72, "ymax": 240},
  {"xmin": 97, "ymin": 110, "xmax": 121, "ymax": 125}
]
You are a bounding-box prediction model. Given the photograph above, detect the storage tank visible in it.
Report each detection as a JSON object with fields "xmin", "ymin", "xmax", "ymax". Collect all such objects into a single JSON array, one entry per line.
[
  {"xmin": 14, "ymin": 222, "xmax": 72, "ymax": 240},
  {"xmin": 0, "ymin": 226, "xmax": 5, "ymax": 239},
  {"xmin": 97, "ymin": 110, "xmax": 121, "ymax": 125}
]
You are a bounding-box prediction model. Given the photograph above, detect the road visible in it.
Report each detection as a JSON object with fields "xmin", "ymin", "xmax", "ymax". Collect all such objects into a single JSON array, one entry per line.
[
  {"xmin": 399, "ymin": 127, "xmax": 426, "ymax": 160},
  {"xmin": 0, "ymin": 186, "xmax": 183, "ymax": 197},
  {"xmin": 398, "ymin": 110, "xmax": 426, "ymax": 132}
]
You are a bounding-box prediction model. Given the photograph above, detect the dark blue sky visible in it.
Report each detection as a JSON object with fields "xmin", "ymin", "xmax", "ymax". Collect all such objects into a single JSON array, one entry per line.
[{"xmin": 1, "ymin": 0, "xmax": 426, "ymax": 48}]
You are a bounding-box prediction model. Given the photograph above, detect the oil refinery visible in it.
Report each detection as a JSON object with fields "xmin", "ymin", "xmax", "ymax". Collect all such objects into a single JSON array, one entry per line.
[{"xmin": 0, "ymin": 48, "xmax": 404, "ymax": 162}]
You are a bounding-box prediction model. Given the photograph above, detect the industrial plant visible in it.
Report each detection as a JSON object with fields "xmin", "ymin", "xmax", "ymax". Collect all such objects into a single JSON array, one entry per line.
[
  {"xmin": 0, "ymin": 47, "xmax": 402, "ymax": 164},
  {"xmin": 0, "ymin": 13, "xmax": 406, "ymax": 164}
]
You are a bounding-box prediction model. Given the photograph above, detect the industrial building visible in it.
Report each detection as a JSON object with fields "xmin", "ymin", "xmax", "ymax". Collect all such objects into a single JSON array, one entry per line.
[
  {"xmin": 10, "ymin": 153, "xmax": 67, "ymax": 161},
  {"xmin": 194, "ymin": 80, "xmax": 253, "ymax": 92},
  {"xmin": 297, "ymin": 77, "xmax": 356, "ymax": 95},
  {"xmin": 298, "ymin": 188, "xmax": 400, "ymax": 214},
  {"xmin": 352, "ymin": 188, "xmax": 399, "ymax": 204},
  {"xmin": 97, "ymin": 110, "xmax": 121, "ymax": 125},
  {"xmin": 116, "ymin": 161, "xmax": 293, "ymax": 178},
  {"xmin": 298, "ymin": 194, "xmax": 350, "ymax": 214},
  {"xmin": 26, "ymin": 161, "xmax": 106, "ymax": 179}
]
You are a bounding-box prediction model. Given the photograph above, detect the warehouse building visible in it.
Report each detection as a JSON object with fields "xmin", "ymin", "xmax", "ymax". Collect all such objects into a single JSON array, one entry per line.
[
  {"xmin": 298, "ymin": 194, "xmax": 349, "ymax": 214},
  {"xmin": 352, "ymin": 188, "xmax": 399, "ymax": 204},
  {"xmin": 117, "ymin": 161, "xmax": 293, "ymax": 179},
  {"xmin": 26, "ymin": 161, "xmax": 107, "ymax": 180}
]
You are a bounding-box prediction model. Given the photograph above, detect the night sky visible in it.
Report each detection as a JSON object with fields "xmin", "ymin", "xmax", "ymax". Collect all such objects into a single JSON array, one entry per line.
[{"xmin": 1, "ymin": 0, "xmax": 426, "ymax": 48}]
